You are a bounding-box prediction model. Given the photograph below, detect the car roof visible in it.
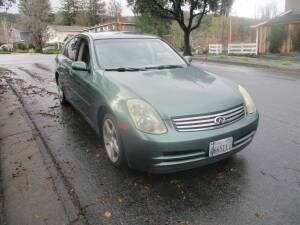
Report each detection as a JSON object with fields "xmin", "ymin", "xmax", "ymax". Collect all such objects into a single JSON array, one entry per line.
[{"xmin": 83, "ymin": 32, "xmax": 159, "ymax": 40}]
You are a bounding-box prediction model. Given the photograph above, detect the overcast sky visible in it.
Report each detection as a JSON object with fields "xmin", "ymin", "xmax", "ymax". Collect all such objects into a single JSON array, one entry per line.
[
  {"xmin": 7, "ymin": 0, "xmax": 286, "ymax": 18},
  {"xmin": 231, "ymin": 0, "xmax": 285, "ymax": 18}
]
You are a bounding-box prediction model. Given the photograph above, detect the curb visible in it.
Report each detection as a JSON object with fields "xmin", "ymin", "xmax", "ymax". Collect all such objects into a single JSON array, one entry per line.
[{"xmin": 192, "ymin": 56, "xmax": 300, "ymax": 74}]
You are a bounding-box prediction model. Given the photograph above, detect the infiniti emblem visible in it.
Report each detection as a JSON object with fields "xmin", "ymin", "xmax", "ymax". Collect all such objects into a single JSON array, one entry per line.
[{"xmin": 214, "ymin": 116, "xmax": 226, "ymax": 125}]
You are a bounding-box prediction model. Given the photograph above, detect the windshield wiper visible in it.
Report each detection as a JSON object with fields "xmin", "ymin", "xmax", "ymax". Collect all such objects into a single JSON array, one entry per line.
[
  {"xmin": 105, "ymin": 67, "xmax": 146, "ymax": 72},
  {"xmin": 145, "ymin": 65, "xmax": 184, "ymax": 70}
]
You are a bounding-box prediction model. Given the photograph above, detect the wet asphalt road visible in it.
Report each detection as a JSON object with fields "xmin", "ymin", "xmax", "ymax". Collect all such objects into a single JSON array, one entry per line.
[{"xmin": 0, "ymin": 54, "xmax": 299, "ymax": 225}]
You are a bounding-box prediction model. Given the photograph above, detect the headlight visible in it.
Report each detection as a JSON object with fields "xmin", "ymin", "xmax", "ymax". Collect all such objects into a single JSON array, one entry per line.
[
  {"xmin": 238, "ymin": 85, "xmax": 256, "ymax": 114},
  {"xmin": 127, "ymin": 99, "xmax": 167, "ymax": 134}
]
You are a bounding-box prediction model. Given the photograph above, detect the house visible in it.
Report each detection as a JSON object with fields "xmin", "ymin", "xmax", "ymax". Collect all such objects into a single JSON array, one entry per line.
[
  {"xmin": 0, "ymin": 25, "xmax": 33, "ymax": 46},
  {"xmin": 8, "ymin": 28, "xmax": 34, "ymax": 45},
  {"xmin": 82, "ymin": 13, "xmax": 136, "ymax": 33},
  {"xmin": 47, "ymin": 25, "xmax": 87, "ymax": 48},
  {"xmin": 252, "ymin": 0, "xmax": 300, "ymax": 54}
]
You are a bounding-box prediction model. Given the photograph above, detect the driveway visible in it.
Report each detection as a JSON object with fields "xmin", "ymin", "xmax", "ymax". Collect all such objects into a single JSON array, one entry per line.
[{"xmin": 0, "ymin": 54, "xmax": 299, "ymax": 225}]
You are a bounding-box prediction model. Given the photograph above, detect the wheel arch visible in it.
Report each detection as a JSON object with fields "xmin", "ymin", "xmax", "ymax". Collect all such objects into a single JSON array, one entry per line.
[{"xmin": 97, "ymin": 104, "xmax": 113, "ymax": 135}]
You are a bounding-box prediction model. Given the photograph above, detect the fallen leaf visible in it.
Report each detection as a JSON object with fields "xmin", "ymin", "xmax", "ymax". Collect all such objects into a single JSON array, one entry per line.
[
  {"xmin": 216, "ymin": 172, "xmax": 224, "ymax": 179},
  {"xmin": 255, "ymin": 212, "xmax": 263, "ymax": 219},
  {"xmin": 104, "ymin": 210, "xmax": 112, "ymax": 219}
]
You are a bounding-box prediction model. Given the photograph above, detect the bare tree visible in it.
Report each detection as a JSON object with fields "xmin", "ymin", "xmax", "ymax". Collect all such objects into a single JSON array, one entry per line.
[
  {"xmin": 128, "ymin": 0, "xmax": 233, "ymax": 55},
  {"xmin": 107, "ymin": 0, "xmax": 122, "ymax": 21},
  {"xmin": 258, "ymin": 2, "xmax": 278, "ymax": 20},
  {"xmin": 18, "ymin": 0, "xmax": 51, "ymax": 52},
  {"xmin": 1, "ymin": 0, "xmax": 15, "ymax": 44}
]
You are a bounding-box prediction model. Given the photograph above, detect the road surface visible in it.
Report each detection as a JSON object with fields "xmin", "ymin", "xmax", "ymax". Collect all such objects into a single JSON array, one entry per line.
[{"xmin": 0, "ymin": 54, "xmax": 299, "ymax": 225}]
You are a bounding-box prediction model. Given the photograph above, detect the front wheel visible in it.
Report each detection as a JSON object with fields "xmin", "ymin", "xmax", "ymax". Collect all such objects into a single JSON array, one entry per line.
[{"xmin": 102, "ymin": 113, "xmax": 126, "ymax": 167}]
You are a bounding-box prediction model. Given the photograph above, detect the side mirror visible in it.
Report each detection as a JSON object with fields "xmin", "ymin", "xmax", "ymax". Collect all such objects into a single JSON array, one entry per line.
[
  {"xmin": 72, "ymin": 61, "xmax": 89, "ymax": 71},
  {"xmin": 184, "ymin": 56, "xmax": 192, "ymax": 64}
]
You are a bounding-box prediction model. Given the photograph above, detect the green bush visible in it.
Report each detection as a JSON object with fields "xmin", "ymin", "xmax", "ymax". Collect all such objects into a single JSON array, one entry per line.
[
  {"xmin": 14, "ymin": 49, "xmax": 28, "ymax": 53},
  {"xmin": 0, "ymin": 50, "xmax": 11, "ymax": 54},
  {"xmin": 28, "ymin": 48, "xmax": 36, "ymax": 53},
  {"xmin": 28, "ymin": 44, "xmax": 35, "ymax": 49},
  {"xmin": 202, "ymin": 47, "xmax": 209, "ymax": 54},
  {"xmin": 269, "ymin": 25, "xmax": 286, "ymax": 53},
  {"xmin": 15, "ymin": 43, "xmax": 28, "ymax": 50}
]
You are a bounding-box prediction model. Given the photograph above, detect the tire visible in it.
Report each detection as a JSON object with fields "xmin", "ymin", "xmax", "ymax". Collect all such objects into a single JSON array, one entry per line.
[
  {"xmin": 102, "ymin": 113, "xmax": 126, "ymax": 167},
  {"xmin": 57, "ymin": 77, "xmax": 68, "ymax": 105}
]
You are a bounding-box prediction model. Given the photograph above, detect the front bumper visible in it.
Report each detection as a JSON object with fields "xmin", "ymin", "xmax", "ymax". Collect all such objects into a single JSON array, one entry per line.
[{"xmin": 119, "ymin": 113, "xmax": 259, "ymax": 173}]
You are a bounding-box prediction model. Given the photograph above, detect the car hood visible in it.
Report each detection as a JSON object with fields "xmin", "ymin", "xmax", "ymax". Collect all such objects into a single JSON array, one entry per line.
[{"xmin": 104, "ymin": 66, "xmax": 244, "ymax": 119}]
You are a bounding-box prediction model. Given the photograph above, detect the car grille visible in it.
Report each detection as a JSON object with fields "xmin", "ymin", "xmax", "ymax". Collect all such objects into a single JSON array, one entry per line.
[{"xmin": 172, "ymin": 105, "xmax": 246, "ymax": 132}]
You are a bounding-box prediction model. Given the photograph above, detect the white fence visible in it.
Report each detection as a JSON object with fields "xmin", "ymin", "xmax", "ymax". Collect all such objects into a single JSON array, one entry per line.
[
  {"xmin": 228, "ymin": 43, "xmax": 257, "ymax": 55},
  {"xmin": 209, "ymin": 44, "xmax": 223, "ymax": 55}
]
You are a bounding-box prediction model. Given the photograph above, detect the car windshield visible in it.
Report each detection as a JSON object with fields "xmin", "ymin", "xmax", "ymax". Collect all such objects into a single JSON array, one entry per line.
[{"xmin": 94, "ymin": 38, "xmax": 187, "ymax": 70}]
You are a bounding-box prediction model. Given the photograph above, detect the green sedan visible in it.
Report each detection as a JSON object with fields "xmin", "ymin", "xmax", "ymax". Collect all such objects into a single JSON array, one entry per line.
[{"xmin": 55, "ymin": 32, "xmax": 259, "ymax": 173}]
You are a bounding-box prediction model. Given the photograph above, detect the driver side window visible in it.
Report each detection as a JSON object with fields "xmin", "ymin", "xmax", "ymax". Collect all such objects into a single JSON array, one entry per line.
[
  {"xmin": 65, "ymin": 37, "xmax": 79, "ymax": 61},
  {"xmin": 77, "ymin": 39, "xmax": 90, "ymax": 67}
]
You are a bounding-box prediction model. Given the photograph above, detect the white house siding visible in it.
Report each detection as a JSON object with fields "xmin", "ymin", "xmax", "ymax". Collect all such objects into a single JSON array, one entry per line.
[{"xmin": 47, "ymin": 25, "xmax": 86, "ymax": 46}]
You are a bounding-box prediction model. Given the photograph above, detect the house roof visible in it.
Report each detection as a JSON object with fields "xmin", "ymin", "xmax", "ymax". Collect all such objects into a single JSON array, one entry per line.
[
  {"xmin": 252, "ymin": 10, "xmax": 300, "ymax": 28},
  {"xmin": 49, "ymin": 25, "xmax": 87, "ymax": 32}
]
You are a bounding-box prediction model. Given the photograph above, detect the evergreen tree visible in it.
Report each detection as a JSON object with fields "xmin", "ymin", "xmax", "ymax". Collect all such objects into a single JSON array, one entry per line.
[
  {"xmin": 87, "ymin": 0, "xmax": 106, "ymax": 26},
  {"xmin": 61, "ymin": 0, "xmax": 78, "ymax": 25}
]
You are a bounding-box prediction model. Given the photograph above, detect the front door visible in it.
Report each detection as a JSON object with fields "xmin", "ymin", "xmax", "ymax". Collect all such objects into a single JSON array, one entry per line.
[{"xmin": 70, "ymin": 38, "xmax": 95, "ymax": 124}]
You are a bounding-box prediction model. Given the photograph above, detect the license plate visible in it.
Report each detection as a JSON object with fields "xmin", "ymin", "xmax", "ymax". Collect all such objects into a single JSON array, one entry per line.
[{"xmin": 209, "ymin": 137, "xmax": 233, "ymax": 157}]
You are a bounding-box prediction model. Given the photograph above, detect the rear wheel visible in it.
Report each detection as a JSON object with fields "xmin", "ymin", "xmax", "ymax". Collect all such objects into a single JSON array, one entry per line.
[
  {"xmin": 57, "ymin": 78, "xmax": 67, "ymax": 105},
  {"xmin": 102, "ymin": 113, "xmax": 125, "ymax": 167}
]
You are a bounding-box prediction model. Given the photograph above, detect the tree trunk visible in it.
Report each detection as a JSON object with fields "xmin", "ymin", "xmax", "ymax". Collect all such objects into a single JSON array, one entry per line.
[
  {"xmin": 35, "ymin": 35, "xmax": 43, "ymax": 53},
  {"xmin": 183, "ymin": 31, "xmax": 192, "ymax": 56}
]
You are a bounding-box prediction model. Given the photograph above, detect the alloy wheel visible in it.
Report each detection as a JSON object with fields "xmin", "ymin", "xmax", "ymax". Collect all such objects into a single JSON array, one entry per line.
[{"xmin": 103, "ymin": 118, "xmax": 120, "ymax": 163}]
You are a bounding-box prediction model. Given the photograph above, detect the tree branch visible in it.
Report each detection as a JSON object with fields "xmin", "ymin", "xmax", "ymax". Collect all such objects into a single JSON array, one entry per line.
[
  {"xmin": 190, "ymin": 0, "xmax": 208, "ymax": 31},
  {"xmin": 188, "ymin": 0, "xmax": 198, "ymax": 29},
  {"xmin": 151, "ymin": 0, "xmax": 179, "ymax": 20}
]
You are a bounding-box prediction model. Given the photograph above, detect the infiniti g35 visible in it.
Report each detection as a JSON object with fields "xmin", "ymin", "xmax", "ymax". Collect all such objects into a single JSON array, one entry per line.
[{"xmin": 55, "ymin": 32, "xmax": 259, "ymax": 173}]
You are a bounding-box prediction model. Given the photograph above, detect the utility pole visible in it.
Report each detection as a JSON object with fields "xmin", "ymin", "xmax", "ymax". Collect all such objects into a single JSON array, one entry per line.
[{"xmin": 229, "ymin": 16, "xmax": 232, "ymax": 43}]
